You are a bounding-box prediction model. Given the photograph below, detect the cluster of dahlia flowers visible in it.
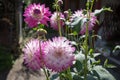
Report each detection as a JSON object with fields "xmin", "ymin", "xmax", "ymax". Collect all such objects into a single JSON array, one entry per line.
[
  {"xmin": 23, "ymin": 2, "xmax": 97, "ymax": 72},
  {"xmin": 23, "ymin": 3, "xmax": 97, "ymax": 34},
  {"xmin": 23, "ymin": 37, "xmax": 75, "ymax": 72},
  {"xmin": 22, "ymin": 1, "xmax": 116, "ymax": 80}
]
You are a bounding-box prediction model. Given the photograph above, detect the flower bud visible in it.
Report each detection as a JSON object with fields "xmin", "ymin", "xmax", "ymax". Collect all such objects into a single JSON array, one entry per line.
[
  {"xmin": 37, "ymin": 28, "xmax": 47, "ymax": 36},
  {"xmin": 64, "ymin": 11, "xmax": 69, "ymax": 18},
  {"xmin": 57, "ymin": 0, "xmax": 63, "ymax": 6}
]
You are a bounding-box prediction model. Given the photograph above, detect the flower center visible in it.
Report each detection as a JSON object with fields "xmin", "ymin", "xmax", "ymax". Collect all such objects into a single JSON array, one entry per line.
[
  {"xmin": 54, "ymin": 48, "xmax": 63, "ymax": 58},
  {"xmin": 34, "ymin": 9, "xmax": 41, "ymax": 14},
  {"xmin": 33, "ymin": 9, "xmax": 42, "ymax": 19}
]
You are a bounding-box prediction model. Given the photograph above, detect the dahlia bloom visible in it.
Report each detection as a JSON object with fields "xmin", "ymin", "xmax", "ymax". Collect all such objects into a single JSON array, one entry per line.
[
  {"xmin": 43, "ymin": 37, "xmax": 75, "ymax": 72},
  {"xmin": 23, "ymin": 3, "xmax": 51, "ymax": 28},
  {"xmin": 50, "ymin": 12, "xmax": 65, "ymax": 30},
  {"xmin": 71, "ymin": 10, "xmax": 97, "ymax": 34},
  {"xmin": 22, "ymin": 39, "xmax": 45, "ymax": 70}
]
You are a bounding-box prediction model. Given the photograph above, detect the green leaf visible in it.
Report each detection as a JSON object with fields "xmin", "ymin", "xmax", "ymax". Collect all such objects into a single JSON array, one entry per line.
[
  {"xmin": 70, "ymin": 17, "xmax": 82, "ymax": 27},
  {"xmin": 50, "ymin": 73, "xmax": 59, "ymax": 80},
  {"xmin": 38, "ymin": 24, "xmax": 44, "ymax": 29},
  {"xmin": 104, "ymin": 59, "xmax": 116, "ymax": 68},
  {"xmin": 33, "ymin": 27, "xmax": 37, "ymax": 31},
  {"xmin": 104, "ymin": 59, "xmax": 108, "ymax": 68},
  {"xmin": 105, "ymin": 64, "xmax": 116, "ymax": 68},
  {"xmin": 74, "ymin": 60, "xmax": 83, "ymax": 72},
  {"xmin": 93, "ymin": 53, "xmax": 101, "ymax": 57},
  {"xmin": 89, "ymin": 49, "xmax": 94, "ymax": 57},
  {"xmin": 92, "ymin": 59, "xmax": 101, "ymax": 65},
  {"xmin": 87, "ymin": 74, "xmax": 98, "ymax": 80},
  {"xmin": 70, "ymin": 41, "xmax": 78, "ymax": 46},
  {"xmin": 92, "ymin": 35, "xmax": 102, "ymax": 39},
  {"xmin": 94, "ymin": 7, "xmax": 113, "ymax": 16},
  {"xmin": 69, "ymin": 31, "xmax": 78, "ymax": 36},
  {"xmin": 73, "ymin": 75, "xmax": 83, "ymax": 80},
  {"xmin": 112, "ymin": 45, "xmax": 120, "ymax": 55},
  {"xmin": 69, "ymin": 17, "xmax": 87, "ymax": 33},
  {"xmin": 75, "ymin": 51, "xmax": 85, "ymax": 63},
  {"xmin": 92, "ymin": 66, "xmax": 116, "ymax": 80}
]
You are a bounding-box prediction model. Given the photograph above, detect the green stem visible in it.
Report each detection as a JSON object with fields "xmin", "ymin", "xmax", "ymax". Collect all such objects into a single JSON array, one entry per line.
[
  {"xmin": 84, "ymin": 23, "xmax": 89, "ymax": 80},
  {"xmin": 90, "ymin": 0, "xmax": 95, "ymax": 12},
  {"xmin": 67, "ymin": 67, "xmax": 73, "ymax": 80},
  {"xmin": 42, "ymin": 68, "xmax": 49, "ymax": 80},
  {"xmin": 84, "ymin": 0, "xmax": 93, "ymax": 79},
  {"xmin": 57, "ymin": 13, "xmax": 62, "ymax": 36},
  {"xmin": 84, "ymin": 0, "xmax": 95, "ymax": 79},
  {"xmin": 56, "ymin": 0, "xmax": 62, "ymax": 36}
]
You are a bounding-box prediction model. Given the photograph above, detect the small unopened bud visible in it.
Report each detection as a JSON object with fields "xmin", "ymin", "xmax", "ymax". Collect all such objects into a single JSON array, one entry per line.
[
  {"xmin": 64, "ymin": 11, "xmax": 69, "ymax": 18},
  {"xmin": 37, "ymin": 28, "xmax": 47, "ymax": 36},
  {"xmin": 57, "ymin": 0, "xmax": 63, "ymax": 6}
]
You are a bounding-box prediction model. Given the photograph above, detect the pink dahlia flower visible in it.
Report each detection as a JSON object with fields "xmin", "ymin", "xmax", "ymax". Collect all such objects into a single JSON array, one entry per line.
[
  {"xmin": 43, "ymin": 37, "xmax": 75, "ymax": 72},
  {"xmin": 50, "ymin": 12, "xmax": 65, "ymax": 30},
  {"xmin": 22, "ymin": 39, "xmax": 45, "ymax": 70},
  {"xmin": 71, "ymin": 10, "xmax": 97, "ymax": 34},
  {"xmin": 23, "ymin": 3, "xmax": 51, "ymax": 28}
]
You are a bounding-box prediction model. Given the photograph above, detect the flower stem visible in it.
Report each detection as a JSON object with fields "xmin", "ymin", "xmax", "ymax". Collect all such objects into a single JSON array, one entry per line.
[
  {"xmin": 84, "ymin": 0, "xmax": 95, "ymax": 80},
  {"xmin": 84, "ymin": 23, "xmax": 89, "ymax": 80},
  {"xmin": 55, "ymin": 0, "xmax": 62, "ymax": 36},
  {"xmin": 42, "ymin": 67, "xmax": 49, "ymax": 80},
  {"xmin": 90, "ymin": 0, "xmax": 95, "ymax": 12},
  {"xmin": 57, "ymin": 13, "xmax": 62, "ymax": 36},
  {"xmin": 67, "ymin": 67, "xmax": 73, "ymax": 80}
]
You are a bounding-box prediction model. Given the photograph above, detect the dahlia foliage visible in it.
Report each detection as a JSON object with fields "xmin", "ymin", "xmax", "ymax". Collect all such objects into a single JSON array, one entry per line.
[{"xmin": 22, "ymin": 0, "xmax": 115, "ymax": 80}]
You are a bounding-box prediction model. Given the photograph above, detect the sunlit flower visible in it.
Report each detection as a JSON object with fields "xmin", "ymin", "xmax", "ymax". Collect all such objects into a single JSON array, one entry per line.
[
  {"xmin": 22, "ymin": 39, "xmax": 45, "ymax": 70},
  {"xmin": 71, "ymin": 10, "xmax": 97, "ymax": 34},
  {"xmin": 43, "ymin": 37, "xmax": 75, "ymax": 72},
  {"xmin": 23, "ymin": 3, "xmax": 51, "ymax": 28},
  {"xmin": 50, "ymin": 12, "xmax": 65, "ymax": 30}
]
